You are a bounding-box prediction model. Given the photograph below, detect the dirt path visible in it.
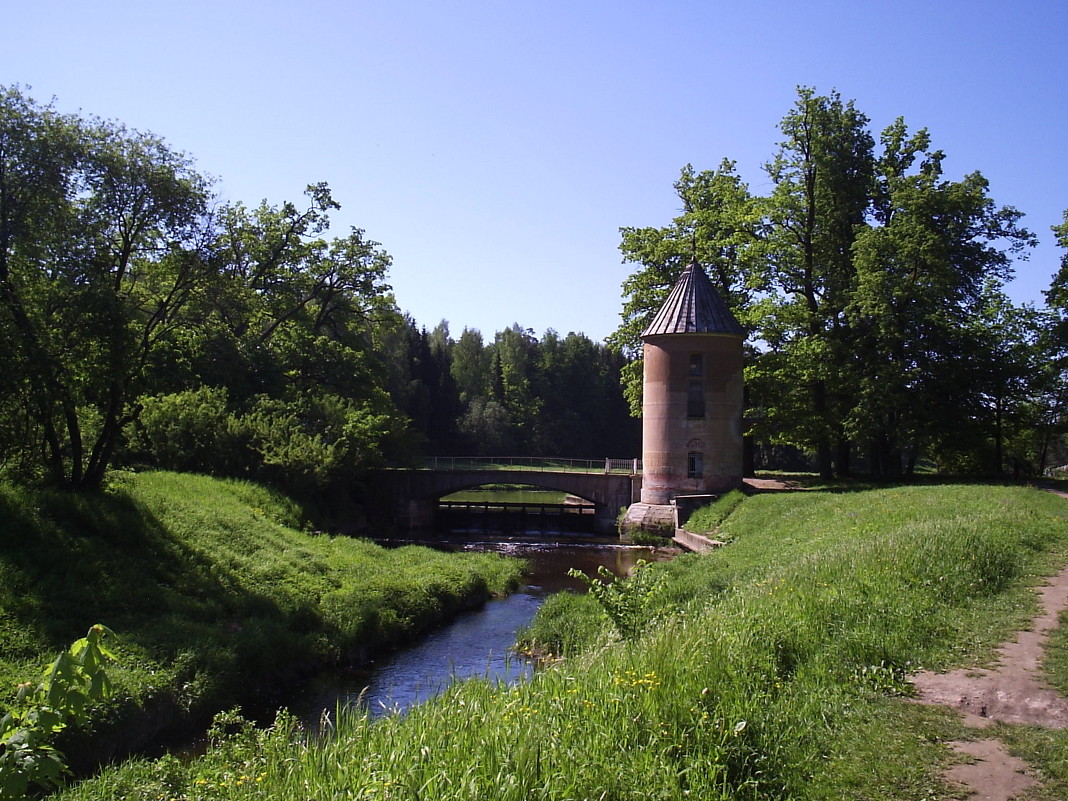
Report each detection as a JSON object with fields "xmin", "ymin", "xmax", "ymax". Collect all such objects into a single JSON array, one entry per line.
[
  {"xmin": 746, "ymin": 477, "xmax": 1068, "ymax": 798},
  {"xmin": 911, "ymin": 560, "xmax": 1068, "ymax": 799}
]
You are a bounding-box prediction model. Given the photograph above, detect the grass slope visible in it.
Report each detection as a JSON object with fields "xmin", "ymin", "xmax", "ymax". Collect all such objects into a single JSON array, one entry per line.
[
  {"xmin": 0, "ymin": 471, "xmax": 522, "ymax": 762},
  {"xmin": 56, "ymin": 482, "xmax": 1068, "ymax": 800}
]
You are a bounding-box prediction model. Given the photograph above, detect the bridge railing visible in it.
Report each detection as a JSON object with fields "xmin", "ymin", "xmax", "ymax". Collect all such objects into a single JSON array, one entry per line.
[{"xmin": 416, "ymin": 456, "xmax": 642, "ymax": 475}]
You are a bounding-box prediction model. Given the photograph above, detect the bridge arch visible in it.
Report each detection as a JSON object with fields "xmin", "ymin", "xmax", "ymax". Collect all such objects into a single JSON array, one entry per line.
[{"xmin": 376, "ymin": 468, "xmax": 640, "ymax": 534}]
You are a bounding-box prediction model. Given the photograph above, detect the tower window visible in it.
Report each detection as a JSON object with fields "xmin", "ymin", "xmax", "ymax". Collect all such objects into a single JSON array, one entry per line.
[
  {"xmin": 687, "ymin": 379, "xmax": 705, "ymax": 418},
  {"xmin": 687, "ymin": 452, "xmax": 704, "ymax": 479},
  {"xmin": 689, "ymin": 354, "xmax": 704, "ymax": 377}
]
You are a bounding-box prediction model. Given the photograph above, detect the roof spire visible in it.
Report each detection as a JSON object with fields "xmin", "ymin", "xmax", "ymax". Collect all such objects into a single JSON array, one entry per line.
[{"xmin": 640, "ymin": 257, "xmax": 743, "ymax": 338}]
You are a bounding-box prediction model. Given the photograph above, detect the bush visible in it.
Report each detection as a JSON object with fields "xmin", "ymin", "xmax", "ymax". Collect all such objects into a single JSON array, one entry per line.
[{"xmin": 130, "ymin": 387, "xmax": 243, "ymax": 475}]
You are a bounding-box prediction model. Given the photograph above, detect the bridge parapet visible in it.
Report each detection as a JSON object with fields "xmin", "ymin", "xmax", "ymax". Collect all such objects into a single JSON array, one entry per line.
[{"xmin": 417, "ymin": 456, "xmax": 641, "ymax": 475}]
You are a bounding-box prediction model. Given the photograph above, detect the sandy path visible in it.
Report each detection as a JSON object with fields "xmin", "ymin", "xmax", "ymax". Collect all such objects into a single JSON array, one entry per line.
[
  {"xmin": 746, "ymin": 477, "xmax": 1068, "ymax": 798},
  {"xmin": 911, "ymin": 560, "xmax": 1068, "ymax": 799}
]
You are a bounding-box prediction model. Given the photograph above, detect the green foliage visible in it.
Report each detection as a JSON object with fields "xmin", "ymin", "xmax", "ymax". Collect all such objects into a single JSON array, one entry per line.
[
  {"xmin": 129, "ymin": 385, "xmax": 410, "ymax": 504},
  {"xmin": 568, "ymin": 559, "xmax": 664, "ymax": 640},
  {"xmin": 624, "ymin": 528, "xmax": 672, "ymax": 546},
  {"xmin": 614, "ymin": 86, "xmax": 1041, "ymax": 478},
  {"xmin": 398, "ymin": 323, "xmax": 639, "ymax": 459},
  {"xmin": 515, "ymin": 591, "xmax": 606, "ymax": 659},
  {"xmin": 0, "ymin": 85, "xmax": 412, "ymax": 493},
  {"xmin": 131, "ymin": 386, "xmax": 239, "ymax": 473},
  {"xmin": 56, "ymin": 484, "xmax": 1068, "ymax": 801},
  {"xmin": 0, "ymin": 472, "xmax": 523, "ymax": 767},
  {"xmin": 610, "ymin": 160, "xmax": 762, "ymax": 414},
  {"xmin": 0, "ymin": 626, "xmax": 115, "ymax": 799},
  {"xmin": 0, "ymin": 85, "xmax": 214, "ymax": 489}
]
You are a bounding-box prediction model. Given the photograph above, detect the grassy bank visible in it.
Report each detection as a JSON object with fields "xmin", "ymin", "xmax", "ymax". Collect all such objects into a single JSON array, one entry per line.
[
  {"xmin": 0, "ymin": 471, "xmax": 523, "ymax": 766},
  {"xmin": 53, "ymin": 483, "xmax": 1068, "ymax": 800}
]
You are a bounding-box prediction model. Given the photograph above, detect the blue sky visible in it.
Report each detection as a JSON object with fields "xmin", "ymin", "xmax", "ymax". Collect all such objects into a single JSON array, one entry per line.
[{"xmin": 5, "ymin": 0, "xmax": 1066, "ymax": 342}]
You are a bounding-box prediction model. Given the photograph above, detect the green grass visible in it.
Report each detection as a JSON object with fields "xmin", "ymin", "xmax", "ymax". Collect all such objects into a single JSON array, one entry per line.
[
  {"xmin": 52, "ymin": 482, "xmax": 1068, "ymax": 800},
  {"xmin": 0, "ymin": 471, "xmax": 523, "ymax": 765},
  {"xmin": 1046, "ymin": 605, "xmax": 1068, "ymax": 697},
  {"xmin": 684, "ymin": 487, "xmax": 747, "ymax": 534}
]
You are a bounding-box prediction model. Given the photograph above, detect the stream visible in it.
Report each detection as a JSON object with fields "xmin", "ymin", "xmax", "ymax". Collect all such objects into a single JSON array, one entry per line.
[{"xmin": 294, "ymin": 513, "xmax": 654, "ymax": 722}]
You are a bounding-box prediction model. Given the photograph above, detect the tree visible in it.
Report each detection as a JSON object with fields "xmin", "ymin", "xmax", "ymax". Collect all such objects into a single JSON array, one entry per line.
[
  {"xmin": 848, "ymin": 119, "xmax": 1035, "ymax": 475},
  {"xmin": 531, "ymin": 330, "xmax": 640, "ymax": 457},
  {"xmin": 491, "ymin": 324, "xmax": 542, "ymax": 452},
  {"xmin": 457, "ymin": 397, "xmax": 515, "ymax": 456},
  {"xmin": 751, "ymin": 87, "xmax": 875, "ymax": 479},
  {"xmin": 614, "ymin": 89, "xmax": 1037, "ymax": 478},
  {"xmin": 451, "ymin": 327, "xmax": 492, "ymax": 405},
  {"xmin": 611, "ymin": 160, "xmax": 762, "ymax": 414},
  {"xmin": 133, "ymin": 185, "xmax": 412, "ymax": 497},
  {"xmin": 203, "ymin": 184, "xmax": 395, "ymax": 400},
  {"xmin": 1033, "ymin": 211, "xmax": 1068, "ymax": 473},
  {"xmin": 0, "ymin": 86, "xmax": 213, "ymax": 489}
]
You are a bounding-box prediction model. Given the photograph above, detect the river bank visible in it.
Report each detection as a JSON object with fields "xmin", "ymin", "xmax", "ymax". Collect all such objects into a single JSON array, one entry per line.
[
  {"xmin": 0, "ymin": 471, "xmax": 525, "ymax": 774},
  {"xmin": 52, "ymin": 482, "xmax": 1068, "ymax": 801}
]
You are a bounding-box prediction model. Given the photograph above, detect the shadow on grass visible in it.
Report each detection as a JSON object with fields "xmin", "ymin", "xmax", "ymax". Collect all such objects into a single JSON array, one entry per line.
[
  {"xmin": 0, "ymin": 485, "xmax": 291, "ymax": 655},
  {"xmin": 0, "ymin": 482, "xmax": 323, "ymax": 770}
]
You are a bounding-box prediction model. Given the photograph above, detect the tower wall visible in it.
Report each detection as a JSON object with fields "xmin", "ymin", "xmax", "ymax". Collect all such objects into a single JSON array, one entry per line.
[{"xmin": 640, "ymin": 333, "xmax": 743, "ymax": 504}]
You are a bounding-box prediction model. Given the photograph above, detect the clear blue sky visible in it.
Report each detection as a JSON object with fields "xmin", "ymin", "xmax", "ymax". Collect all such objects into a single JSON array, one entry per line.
[{"xmin": 5, "ymin": 0, "xmax": 1065, "ymax": 342}]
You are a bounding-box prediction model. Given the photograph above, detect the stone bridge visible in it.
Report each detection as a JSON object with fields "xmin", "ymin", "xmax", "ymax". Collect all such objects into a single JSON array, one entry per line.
[{"xmin": 373, "ymin": 459, "xmax": 642, "ymax": 534}]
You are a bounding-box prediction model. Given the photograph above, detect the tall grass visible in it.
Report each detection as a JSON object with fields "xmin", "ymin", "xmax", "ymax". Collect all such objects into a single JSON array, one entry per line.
[
  {"xmin": 56, "ymin": 483, "xmax": 1068, "ymax": 800},
  {"xmin": 0, "ymin": 471, "xmax": 522, "ymax": 764}
]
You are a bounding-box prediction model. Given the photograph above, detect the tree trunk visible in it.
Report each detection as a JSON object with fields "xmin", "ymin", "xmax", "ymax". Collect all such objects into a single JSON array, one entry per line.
[
  {"xmin": 868, "ymin": 441, "xmax": 882, "ymax": 480},
  {"xmin": 743, "ymin": 435, "xmax": 756, "ymax": 477},
  {"xmin": 835, "ymin": 436, "xmax": 851, "ymax": 478},
  {"xmin": 993, "ymin": 397, "xmax": 1004, "ymax": 475}
]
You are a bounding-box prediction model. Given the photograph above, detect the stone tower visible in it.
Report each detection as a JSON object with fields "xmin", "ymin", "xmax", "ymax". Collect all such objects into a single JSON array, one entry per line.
[{"xmin": 639, "ymin": 259, "xmax": 744, "ymax": 505}]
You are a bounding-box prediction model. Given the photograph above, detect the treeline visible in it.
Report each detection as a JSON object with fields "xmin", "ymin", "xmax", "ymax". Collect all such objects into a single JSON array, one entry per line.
[
  {"xmin": 5, "ymin": 83, "xmax": 1068, "ymax": 498},
  {"xmin": 0, "ymin": 86, "xmax": 635, "ymax": 506},
  {"xmin": 380, "ymin": 319, "xmax": 639, "ymax": 459},
  {"xmin": 613, "ymin": 86, "xmax": 1068, "ymax": 480}
]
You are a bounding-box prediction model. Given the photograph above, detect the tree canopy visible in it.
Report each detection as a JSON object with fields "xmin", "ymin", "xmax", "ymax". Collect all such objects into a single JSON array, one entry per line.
[
  {"xmin": 5, "ymin": 82, "xmax": 1066, "ymax": 497},
  {"xmin": 615, "ymin": 86, "xmax": 1051, "ymax": 478},
  {"xmin": 0, "ymin": 85, "xmax": 641, "ymax": 501}
]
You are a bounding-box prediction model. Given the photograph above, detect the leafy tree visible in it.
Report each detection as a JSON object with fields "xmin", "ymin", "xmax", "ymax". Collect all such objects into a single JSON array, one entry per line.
[
  {"xmin": 848, "ymin": 120, "xmax": 1035, "ymax": 475},
  {"xmin": 1034, "ymin": 211, "xmax": 1068, "ymax": 472},
  {"xmin": 203, "ymin": 184, "xmax": 395, "ymax": 401},
  {"xmin": 457, "ymin": 397, "xmax": 515, "ymax": 456},
  {"xmin": 533, "ymin": 330, "xmax": 639, "ymax": 457},
  {"xmin": 614, "ymin": 89, "xmax": 1037, "ymax": 478},
  {"xmin": 751, "ymin": 87, "xmax": 875, "ymax": 478},
  {"xmin": 491, "ymin": 325, "xmax": 542, "ymax": 451},
  {"xmin": 450, "ymin": 327, "xmax": 492, "ymax": 405},
  {"xmin": 611, "ymin": 161, "xmax": 762, "ymax": 414},
  {"xmin": 131, "ymin": 185, "xmax": 412, "ymax": 497},
  {"xmin": 0, "ymin": 86, "xmax": 213, "ymax": 489}
]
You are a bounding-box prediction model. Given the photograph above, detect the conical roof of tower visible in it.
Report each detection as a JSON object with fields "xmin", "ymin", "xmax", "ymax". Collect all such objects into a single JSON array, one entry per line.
[{"xmin": 641, "ymin": 259, "xmax": 744, "ymax": 338}]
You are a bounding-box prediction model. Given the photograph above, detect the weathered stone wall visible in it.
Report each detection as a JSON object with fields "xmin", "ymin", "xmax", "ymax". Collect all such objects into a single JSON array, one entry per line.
[{"xmin": 640, "ymin": 333, "xmax": 743, "ymax": 504}]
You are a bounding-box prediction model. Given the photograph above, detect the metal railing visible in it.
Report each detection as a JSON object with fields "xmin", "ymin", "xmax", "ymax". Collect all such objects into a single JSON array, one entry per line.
[{"xmin": 415, "ymin": 456, "xmax": 642, "ymax": 475}]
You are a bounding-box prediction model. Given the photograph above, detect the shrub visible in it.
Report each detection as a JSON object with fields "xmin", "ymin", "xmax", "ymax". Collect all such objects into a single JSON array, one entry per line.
[{"xmin": 0, "ymin": 626, "xmax": 116, "ymax": 800}]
